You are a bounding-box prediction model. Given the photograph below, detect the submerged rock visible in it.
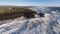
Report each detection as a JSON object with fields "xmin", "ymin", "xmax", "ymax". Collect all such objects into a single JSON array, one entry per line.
[{"xmin": 0, "ymin": 7, "xmax": 36, "ymax": 21}]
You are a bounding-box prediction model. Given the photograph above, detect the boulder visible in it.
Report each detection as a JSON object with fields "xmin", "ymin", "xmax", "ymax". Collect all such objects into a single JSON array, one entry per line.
[{"xmin": 39, "ymin": 13, "xmax": 44, "ymax": 17}]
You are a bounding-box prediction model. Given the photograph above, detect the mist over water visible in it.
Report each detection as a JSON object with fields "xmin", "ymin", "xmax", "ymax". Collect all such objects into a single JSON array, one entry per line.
[{"xmin": 0, "ymin": 7, "xmax": 60, "ymax": 34}]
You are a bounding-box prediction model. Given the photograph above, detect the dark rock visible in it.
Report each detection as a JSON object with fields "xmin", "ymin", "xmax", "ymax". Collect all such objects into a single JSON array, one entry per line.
[
  {"xmin": 0, "ymin": 7, "xmax": 36, "ymax": 21},
  {"xmin": 39, "ymin": 13, "xmax": 44, "ymax": 17}
]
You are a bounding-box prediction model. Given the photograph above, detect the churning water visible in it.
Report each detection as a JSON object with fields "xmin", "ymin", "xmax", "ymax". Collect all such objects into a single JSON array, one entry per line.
[{"xmin": 0, "ymin": 7, "xmax": 60, "ymax": 34}]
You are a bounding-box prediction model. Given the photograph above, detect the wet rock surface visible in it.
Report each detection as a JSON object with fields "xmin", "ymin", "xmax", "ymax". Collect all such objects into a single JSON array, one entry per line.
[{"xmin": 39, "ymin": 13, "xmax": 44, "ymax": 17}]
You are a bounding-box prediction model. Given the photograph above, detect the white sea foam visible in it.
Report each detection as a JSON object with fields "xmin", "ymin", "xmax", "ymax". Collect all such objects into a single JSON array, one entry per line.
[{"xmin": 0, "ymin": 7, "xmax": 60, "ymax": 34}]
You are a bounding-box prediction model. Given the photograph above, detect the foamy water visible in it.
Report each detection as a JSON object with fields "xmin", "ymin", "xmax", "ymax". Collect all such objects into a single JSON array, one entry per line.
[{"xmin": 0, "ymin": 7, "xmax": 60, "ymax": 34}]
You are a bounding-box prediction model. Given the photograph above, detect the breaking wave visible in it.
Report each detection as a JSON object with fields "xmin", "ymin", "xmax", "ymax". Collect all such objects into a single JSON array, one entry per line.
[{"xmin": 0, "ymin": 7, "xmax": 60, "ymax": 34}]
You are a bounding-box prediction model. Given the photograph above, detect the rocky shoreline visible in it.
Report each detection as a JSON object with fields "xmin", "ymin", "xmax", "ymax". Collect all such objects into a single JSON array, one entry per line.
[{"xmin": 0, "ymin": 7, "xmax": 36, "ymax": 21}]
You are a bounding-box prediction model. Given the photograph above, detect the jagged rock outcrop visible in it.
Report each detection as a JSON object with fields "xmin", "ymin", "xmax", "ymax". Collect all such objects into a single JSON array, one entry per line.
[{"xmin": 0, "ymin": 7, "xmax": 36, "ymax": 20}]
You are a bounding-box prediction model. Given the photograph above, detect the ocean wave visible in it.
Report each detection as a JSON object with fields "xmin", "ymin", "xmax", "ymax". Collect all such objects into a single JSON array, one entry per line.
[{"xmin": 0, "ymin": 7, "xmax": 60, "ymax": 34}]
